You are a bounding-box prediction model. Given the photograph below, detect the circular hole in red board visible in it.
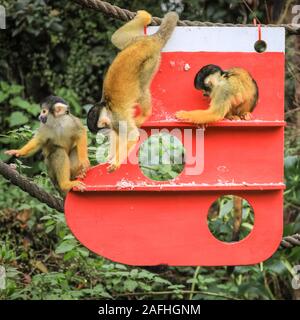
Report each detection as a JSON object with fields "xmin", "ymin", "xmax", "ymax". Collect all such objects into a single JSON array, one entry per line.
[
  {"xmin": 138, "ymin": 133, "xmax": 185, "ymax": 181},
  {"xmin": 254, "ymin": 40, "xmax": 267, "ymax": 53},
  {"xmin": 207, "ymin": 195, "xmax": 254, "ymax": 243}
]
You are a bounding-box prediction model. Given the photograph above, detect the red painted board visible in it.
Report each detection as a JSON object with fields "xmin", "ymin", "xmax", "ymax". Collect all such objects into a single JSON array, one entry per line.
[
  {"xmin": 65, "ymin": 190, "xmax": 283, "ymax": 266},
  {"xmin": 65, "ymin": 27, "xmax": 285, "ymax": 266},
  {"xmin": 71, "ymin": 126, "xmax": 284, "ymax": 191},
  {"xmin": 148, "ymin": 52, "xmax": 285, "ymax": 122}
]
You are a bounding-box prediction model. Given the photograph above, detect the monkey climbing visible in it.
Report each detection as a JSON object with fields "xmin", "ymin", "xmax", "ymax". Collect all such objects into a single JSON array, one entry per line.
[{"xmin": 87, "ymin": 10, "xmax": 179, "ymax": 172}]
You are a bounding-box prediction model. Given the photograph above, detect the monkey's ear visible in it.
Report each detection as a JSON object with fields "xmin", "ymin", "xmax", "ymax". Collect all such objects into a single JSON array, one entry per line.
[
  {"xmin": 87, "ymin": 105, "xmax": 100, "ymax": 133},
  {"xmin": 53, "ymin": 103, "xmax": 69, "ymax": 116},
  {"xmin": 222, "ymin": 71, "xmax": 230, "ymax": 78}
]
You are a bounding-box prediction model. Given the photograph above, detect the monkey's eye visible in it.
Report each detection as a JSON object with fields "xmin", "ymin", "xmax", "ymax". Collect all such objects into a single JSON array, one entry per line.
[{"xmin": 42, "ymin": 109, "xmax": 47, "ymax": 114}]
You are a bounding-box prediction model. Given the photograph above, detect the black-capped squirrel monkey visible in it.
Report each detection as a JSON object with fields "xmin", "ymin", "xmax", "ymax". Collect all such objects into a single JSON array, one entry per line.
[
  {"xmin": 5, "ymin": 96, "xmax": 90, "ymax": 194},
  {"xmin": 176, "ymin": 64, "xmax": 258, "ymax": 123},
  {"xmin": 87, "ymin": 10, "xmax": 179, "ymax": 172}
]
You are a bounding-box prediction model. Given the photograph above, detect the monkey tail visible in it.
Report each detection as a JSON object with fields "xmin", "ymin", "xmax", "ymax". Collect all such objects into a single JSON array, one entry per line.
[{"xmin": 153, "ymin": 12, "xmax": 179, "ymax": 47}]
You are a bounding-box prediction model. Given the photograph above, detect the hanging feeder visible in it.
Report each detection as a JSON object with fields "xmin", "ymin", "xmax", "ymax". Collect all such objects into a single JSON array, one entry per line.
[{"xmin": 65, "ymin": 27, "xmax": 285, "ymax": 266}]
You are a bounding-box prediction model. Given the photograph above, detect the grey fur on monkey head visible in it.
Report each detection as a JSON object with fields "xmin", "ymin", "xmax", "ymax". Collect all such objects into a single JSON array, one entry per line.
[{"xmin": 39, "ymin": 95, "xmax": 70, "ymax": 124}]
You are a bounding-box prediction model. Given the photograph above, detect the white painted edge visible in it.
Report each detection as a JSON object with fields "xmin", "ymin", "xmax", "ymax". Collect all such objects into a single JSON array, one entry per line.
[{"xmin": 147, "ymin": 27, "xmax": 285, "ymax": 53}]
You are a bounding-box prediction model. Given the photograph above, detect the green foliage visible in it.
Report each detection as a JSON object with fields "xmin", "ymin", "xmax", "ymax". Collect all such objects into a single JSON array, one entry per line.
[
  {"xmin": 0, "ymin": 0, "xmax": 117, "ymax": 103},
  {"xmin": 139, "ymin": 133, "xmax": 185, "ymax": 181},
  {"xmin": 208, "ymin": 196, "xmax": 254, "ymax": 242},
  {"xmin": 285, "ymin": 155, "xmax": 300, "ymax": 207},
  {"xmin": 0, "ymin": 178, "xmax": 183, "ymax": 300},
  {"xmin": 94, "ymin": 132, "xmax": 110, "ymax": 164}
]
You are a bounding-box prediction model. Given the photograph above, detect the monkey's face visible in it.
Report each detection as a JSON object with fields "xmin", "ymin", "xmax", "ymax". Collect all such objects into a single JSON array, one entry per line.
[
  {"xmin": 87, "ymin": 103, "xmax": 112, "ymax": 134},
  {"xmin": 39, "ymin": 108, "xmax": 50, "ymax": 124},
  {"xmin": 39, "ymin": 96, "xmax": 69, "ymax": 124},
  {"xmin": 203, "ymin": 73, "xmax": 223, "ymax": 91},
  {"xmin": 194, "ymin": 64, "xmax": 224, "ymax": 96}
]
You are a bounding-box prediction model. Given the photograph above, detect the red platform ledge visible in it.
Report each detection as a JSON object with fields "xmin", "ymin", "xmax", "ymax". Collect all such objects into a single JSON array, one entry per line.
[
  {"xmin": 73, "ymin": 181, "xmax": 285, "ymax": 192},
  {"xmin": 142, "ymin": 120, "xmax": 286, "ymax": 128},
  {"xmin": 73, "ymin": 164, "xmax": 285, "ymax": 192},
  {"xmin": 76, "ymin": 182, "xmax": 285, "ymax": 192}
]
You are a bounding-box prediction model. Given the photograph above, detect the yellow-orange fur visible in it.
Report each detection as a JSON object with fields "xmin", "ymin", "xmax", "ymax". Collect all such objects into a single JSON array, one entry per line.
[
  {"xmin": 100, "ymin": 10, "xmax": 179, "ymax": 171},
  {"xmin": 176, "ymin": 68, "xmax": 258, "ymax": 124},
  {"xmin": 5, "ymin": 103, "xmax": 89, "ymax": 193}
]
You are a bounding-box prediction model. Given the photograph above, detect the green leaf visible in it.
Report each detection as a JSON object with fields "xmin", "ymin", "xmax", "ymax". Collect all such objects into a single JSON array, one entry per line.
[
  {"xmin": 10, "ymin": 97, "xmax": 40, "ymax": 116},
  {"xmin": 130, "ymin": 269, "xmax": 139, "ymax": 277},
  {"xmin": 154, "ymin": 277, "xmax": 171, "ymax": 285},
  {"xmin": 9, "ymin": 112, "xmax": 29, "ymax": 127},
  {"xmin": 55, "ymin": 241, "xmax": 76, "ymax": 254},
  {"xmin": 124, "ymin": 279, "xmax": 138, "ymax": 292},
  {"xmin": 219, "ymin": 199, "xmax": 233, "ymax": 218},
  {"xmin": 63, "ymin": 234, "xmax": 75, "ymax": 240},
  {"xmin": 285, "ymin": 155, "xmax": 299, "ymax": 169},
  {"xmin": 0, "ymin": 81, "xmax": 10, "ymax": 92},
  {"xmin": 77, "ymin": 247, "xmax": 89, "ymax": 257},
  {"xmin": 45, "ymin": 225, "xmax": 55, "ymax": 233},
  {"xmin": 9, "ymin": 84, "xmax": 23, "ymax": 95},
  {"xmin": 115, "ymin": 264, "xmax": 127, "ymax": 270},
  {"xmin": 0, "ymin": 92, "xmax": 9, "ymax": 103}
]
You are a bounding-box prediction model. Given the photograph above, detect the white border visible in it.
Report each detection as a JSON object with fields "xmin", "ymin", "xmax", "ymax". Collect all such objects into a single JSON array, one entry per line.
[{"xmin": 147, "ymin": 27, "xmax": 285, "ymax": 53}]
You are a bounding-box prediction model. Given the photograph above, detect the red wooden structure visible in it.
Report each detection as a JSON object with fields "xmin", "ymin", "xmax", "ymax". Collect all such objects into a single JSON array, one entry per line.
[{"xmin": 65, "ymin": 27, "xmax": 285, "ymax": 266}]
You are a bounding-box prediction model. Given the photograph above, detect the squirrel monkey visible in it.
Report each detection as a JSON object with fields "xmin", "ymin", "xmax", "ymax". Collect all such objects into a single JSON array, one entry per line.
[
  {"xmin": 87, "ymin": 10, "xmax": 179, "ymax": 172},
  {"xmin": 5, "ymin": 96, "xmax": 90, "ymax": 194},
  {"xmin": 176, "ymin": 64, "xmax": 259, "ymax": 124}
]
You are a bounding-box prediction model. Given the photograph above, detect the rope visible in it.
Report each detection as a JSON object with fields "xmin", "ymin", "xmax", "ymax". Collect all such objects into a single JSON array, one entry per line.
[
  {"xmin": 73, "ymin": 0, "xmax": 300, "ymax": 35},
  {"xmin": 0, "ymin": 161, "xmax": 64, "ymax": 213},
  {"xmin": 280, "ymin": 234, "xmax": 300, "ymax": 249},
  {"xmin": 0, "ymin": 161, "xmax": 299, "ymax": 249}
]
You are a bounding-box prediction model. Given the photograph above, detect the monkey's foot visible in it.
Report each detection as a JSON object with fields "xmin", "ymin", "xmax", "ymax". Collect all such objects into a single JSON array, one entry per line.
[
  {"xmin": 107, "ymin": 160, "xmax": 121, "ymax": 173},
  {"xmin": 71, "ymin": 181, "xmax": 86, "ymax": 192},
  {"xmin": 136, "ymin": 10, "xmax": 152, "ymax": 25},
  {"xmin": 5, "ymin": 149, "xmax": 21, "ymax": 157},
  {"xmin": 77, "ymin": 159, "xmax": 90, "ymax": 178},
  {"xmin": 61, "ymin": 180, "xmax": 86, "ymax": 193},
  {"xmin": 76, "ymin": 171, "xmax": 87, "ymax": 179},
  {"xmin": 240, "ymin": 112, "xmax": 252, "ymax": 121},
  {"xmin": 226, "ymin": 115, "xmax": 242, "ymax": 121}
]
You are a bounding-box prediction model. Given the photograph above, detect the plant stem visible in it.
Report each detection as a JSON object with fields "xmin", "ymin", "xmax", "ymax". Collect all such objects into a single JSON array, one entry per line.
[
  {"xmin": 115, "ymin": 289, "xmax": 240, "ymax": 300},
  {"xmin": 189, "ymin": 266, "xmax": 201, "ymax": 300}
]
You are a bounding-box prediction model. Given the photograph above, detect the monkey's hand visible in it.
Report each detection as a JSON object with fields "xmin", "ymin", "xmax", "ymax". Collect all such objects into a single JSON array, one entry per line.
[
  {"xmin": 136, "ymin": 10, "xmax": 152, "ymax": 25},
  {"xmin": 175, "ymin": 111, "xmax": 193, "ymax": 122},
  {"xmin": 5, "ymin": 149, "xmax": 23, "ymax": 157},
  {"xmin": 77, "ymin": 158, "xmax": 90, "ymax": 179}
]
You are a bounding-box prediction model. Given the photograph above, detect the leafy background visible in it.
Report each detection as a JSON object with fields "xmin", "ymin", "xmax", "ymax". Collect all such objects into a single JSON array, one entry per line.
[{"xmin": 0, "ymin": 0, "xmax": 300, "ymax": 300}]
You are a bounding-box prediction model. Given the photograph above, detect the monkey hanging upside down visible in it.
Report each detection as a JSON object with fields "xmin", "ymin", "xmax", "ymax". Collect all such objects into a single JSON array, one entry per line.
[
  {"xmin": 5, "ymin": 96, "xmax": 90, "ymax": 193},
  {"xmin": 176, "ymin": 64, "xmax": 259, "ymax": 124},
  {"xmin": 87, "ymin": 10, "xmax": 179, "ymax": 172}
]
